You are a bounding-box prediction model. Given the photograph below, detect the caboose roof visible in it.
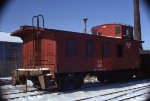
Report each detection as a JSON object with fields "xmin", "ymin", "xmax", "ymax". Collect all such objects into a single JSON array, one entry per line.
[
  {"xmin": 93, "ymin": 23, "xmax": 133, "ymax": 28},
  {"xmin": 11, "ymin": 25, "xmax": 88, "ymax": 37},
  {"xmin": 11, "ymin": 25, "xmax": 135, "ymax": 41},
  {"xmin": 11, "ymin": 25, "xmax": 101, "ymax": 40}
]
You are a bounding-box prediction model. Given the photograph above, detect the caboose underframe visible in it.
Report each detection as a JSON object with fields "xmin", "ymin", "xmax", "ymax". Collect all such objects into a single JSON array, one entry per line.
[{"xmin": 11, "ymin": 68, "xmax": 140, "ymax": 90}]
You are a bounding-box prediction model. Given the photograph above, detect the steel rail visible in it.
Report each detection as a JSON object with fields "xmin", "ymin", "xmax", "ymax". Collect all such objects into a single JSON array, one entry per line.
[{"xmin": 76, "ymin": 84, "xmax": 150, "ymax": 101}]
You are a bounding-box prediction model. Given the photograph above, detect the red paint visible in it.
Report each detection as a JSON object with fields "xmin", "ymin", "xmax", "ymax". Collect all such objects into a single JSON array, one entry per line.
[
  {"xmin": 11, "ymin": 24, "xmax": 140, "ymax": 75},
  {"xmin": 92, "ymin": 24, "xmax": 133, "ymax": 39}
]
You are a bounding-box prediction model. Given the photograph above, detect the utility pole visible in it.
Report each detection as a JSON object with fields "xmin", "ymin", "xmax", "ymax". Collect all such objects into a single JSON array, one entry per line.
[{"xmin": 134, "ymin": 0, "xmax": 143, "ymax": 50}]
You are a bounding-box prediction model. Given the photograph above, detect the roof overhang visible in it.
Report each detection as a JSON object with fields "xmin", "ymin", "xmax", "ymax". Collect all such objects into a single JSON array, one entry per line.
[{"xmin": 11, "ymin": 25, "xmax": 45, "ymax": 37}]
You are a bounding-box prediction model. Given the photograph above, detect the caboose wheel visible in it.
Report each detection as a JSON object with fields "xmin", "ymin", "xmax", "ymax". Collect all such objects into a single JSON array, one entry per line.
[
  {"xmin": 73, "ymin": 75, "xmax": 84, "ymax": 89},
  {"xmin": 73, "ymin": 79, "xmax": 83, "ymax": 89},
  {"xmin": 73, "ymin": 84, "xmax": 81, "ymax": 89},
  {"xmin": 57, "ymin": 83, "xmax": 64, "ymax": 91},
  {"xmin": 56, "ymin": 78, "xmax": 64, "ymax": 91}
]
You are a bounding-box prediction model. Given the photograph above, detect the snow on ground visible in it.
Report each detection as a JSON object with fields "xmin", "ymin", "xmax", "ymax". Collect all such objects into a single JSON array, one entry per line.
[
  {"xmin": 0, "ymin": 77, "xmax": 34, "ymax": 94},
  {"xmin": 0, "ymin": 77, "xmax": 150, "ymax": 101}
]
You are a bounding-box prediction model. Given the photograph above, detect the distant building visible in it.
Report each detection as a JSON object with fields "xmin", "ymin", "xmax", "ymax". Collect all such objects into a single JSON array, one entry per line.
[{"xmin": 0, "ymin": 32, "xmax": 22, "ymax": 77}]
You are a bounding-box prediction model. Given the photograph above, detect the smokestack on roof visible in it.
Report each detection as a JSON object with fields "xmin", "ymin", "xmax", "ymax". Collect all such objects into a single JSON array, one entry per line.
[{"xmin": 134, "ymin": 0, "xmax": 143, "ymax": 49}]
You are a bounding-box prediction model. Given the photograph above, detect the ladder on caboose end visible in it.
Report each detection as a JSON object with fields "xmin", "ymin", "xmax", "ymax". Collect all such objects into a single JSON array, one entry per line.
[{"xmin": 31, "ymin": 15, "xmax": 57, "ymax": 90}]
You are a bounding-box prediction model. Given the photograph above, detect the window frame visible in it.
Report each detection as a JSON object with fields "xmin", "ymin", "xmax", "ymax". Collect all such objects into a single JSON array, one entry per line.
[
  {"xmin": 117, "ymin": 44, "xmax": 123, "ymax": 58},
  {"xmin": 115, "ymin": 27, "xmax": 121, "ymax": 35},
  {"xmin": 66, "ymin": 39, "xmax": 76, "ymax": 57},
  {"xmin": 102, "ymin": 42, "xmax": 110, "ymax": 57},
  {"xmin": 87, "ymin": 40, "xmax": 94, "ymax": 57}
]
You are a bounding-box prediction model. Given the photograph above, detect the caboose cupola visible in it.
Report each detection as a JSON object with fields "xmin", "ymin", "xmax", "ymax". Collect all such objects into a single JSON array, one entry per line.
[{"xmin": 91, "ymin": 24, "xmax": 133, "ymax": 40}]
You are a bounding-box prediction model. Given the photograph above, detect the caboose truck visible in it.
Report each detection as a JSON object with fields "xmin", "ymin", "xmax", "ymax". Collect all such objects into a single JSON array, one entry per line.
[{"xmin": 11, "ymin": 14, "xmax": 141, "ymax": 90}]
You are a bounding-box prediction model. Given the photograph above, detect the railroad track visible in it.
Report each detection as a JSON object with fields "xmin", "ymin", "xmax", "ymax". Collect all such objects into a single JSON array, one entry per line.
[
  {"xmin": 1, "ymin": 87, "xmax": 59, "ymax": 101},
  {"xmin": 76, "ymin": 84, "xmax": 150, "ymax": 101},
  {"xmin": 1, "ymin": 79, "xmax": 150, "ymax": 101},
  {"xmin": 1, "ymin": 89, "xmax": 54, "ymax": 101},
  {"xmin": 118, "ymin": 91, "xmax": 150, "ymax": 101},
  {"xmin": 1, "ymin": 81, "xmax": 118, "ymax": 100},
  {"xmin": 105, "ymin": 85, "xmax": 150, "ymax": 101},
  {"xmin": 1, "ymin": 89, "xmax": 38, "ymax": 96},
  {"xmin": 1, "ymin": 82, "xmax": 100, "ymax": 100}
]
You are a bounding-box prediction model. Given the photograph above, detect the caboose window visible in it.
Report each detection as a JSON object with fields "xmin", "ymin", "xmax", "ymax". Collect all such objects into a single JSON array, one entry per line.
[
  {"xmin": 126, "ymin": 28, "xmax": 129, "ymax": 36},
  {"xmin": 102, "ymin": 43, "xmax": 110, "ymax": 57},
  {"xmin": 115, "ymin": 27, "xmax": 121, "ymax": 34},
  {"xmin": 87, "ymin": 41, "xmax": 94, "ymax": 57},
  {"xmin": 117, "ymin": 44, "xmax": 123, "ymax": 57},
  {"xmin": 67, "ymin": 40, "xmax": 76, "ymax": 57}
]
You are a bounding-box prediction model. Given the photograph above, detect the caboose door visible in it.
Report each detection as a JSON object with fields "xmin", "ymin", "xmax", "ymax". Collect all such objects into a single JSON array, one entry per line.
[
  {"xmin": 48, "ymin": 40, "xmax": 56, "ymax": 74},
  {"xmin": 42, "ymin": 39, "xmax": 56, "ymax": 75}
]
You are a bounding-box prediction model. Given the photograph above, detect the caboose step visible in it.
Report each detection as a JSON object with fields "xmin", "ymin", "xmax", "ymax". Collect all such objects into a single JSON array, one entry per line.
[
  {"xmin": 11, "ymin": 70, "xmax": 19, "ymax": 86},
  {"xmin": 17, "ymin": 68, "xmax": 49, "ymax": 71},
  {"xmin": 38, "ymin": 74, "xmax": 56, "ymax": 90}
]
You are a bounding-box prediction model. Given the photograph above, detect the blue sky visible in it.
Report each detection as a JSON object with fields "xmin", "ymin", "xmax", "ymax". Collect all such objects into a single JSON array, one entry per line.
[{"xmin": 0, "ymin": 0, "xmax": 150, "ymax": 49}]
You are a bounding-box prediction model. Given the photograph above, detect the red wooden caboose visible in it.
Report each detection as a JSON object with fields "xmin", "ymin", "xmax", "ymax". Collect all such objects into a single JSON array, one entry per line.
[{"xmin": 11, "ymin": 23, "xmax": 140, "ymax": 90}]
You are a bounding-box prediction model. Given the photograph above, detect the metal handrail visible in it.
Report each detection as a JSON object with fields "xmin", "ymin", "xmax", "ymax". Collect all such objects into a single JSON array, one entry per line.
[{"xmin": 37, "ymin": 15, "xmax": 44, "ymax": 28}]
